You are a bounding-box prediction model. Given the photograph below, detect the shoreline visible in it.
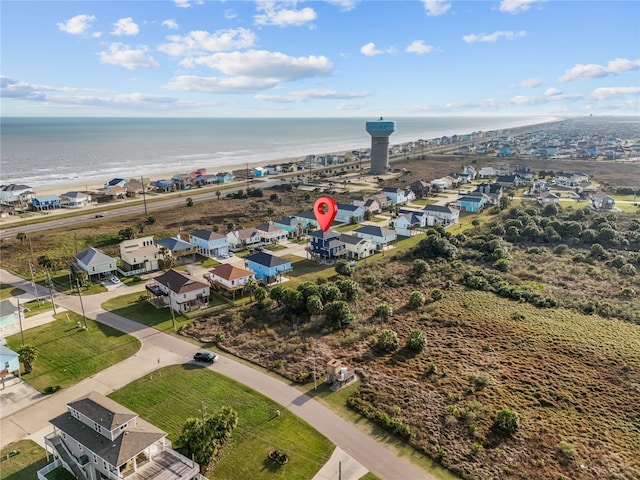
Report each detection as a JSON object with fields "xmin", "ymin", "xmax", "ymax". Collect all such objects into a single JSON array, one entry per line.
[{"xmin": 13, "ymin": 117, "xmax": 565, "ymax": 198}]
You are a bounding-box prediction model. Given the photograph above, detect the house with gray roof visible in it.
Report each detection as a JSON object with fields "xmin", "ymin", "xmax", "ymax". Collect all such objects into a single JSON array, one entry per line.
[
  {"xmin": 41, "ymin": 392, "xmax": 200, "ymax": 480},
  {"xmin": 74, "ymin": 247, "xmax": 117, "ymax": 282},
  {"xmin": 60, "ymin": 191, "xmax": 92, "ymax": 208},
  {"xmin": 0, "ymin": 184, "xmax": 35, "ymax": 204},
  {"xmin": 339, "ymin": 233, "xmax": 375, "ymax": 259},
  {"xmin": 188, "ymin": 229, "xmax": 228, "ymax": 257},
  {"xmin": 422, "ymin": 204, "xmax": 460, "ymax": 226},
  {"xmin": 155, "ymin": 236, "xmax": 197, "ymax": 263},
  {"xmin": 353, "ymin": 225, "xmax": 396, "ymax": 250},
  {"xmin": 245, "ymin": 252, "xmax": 292, "ymax": 284}
]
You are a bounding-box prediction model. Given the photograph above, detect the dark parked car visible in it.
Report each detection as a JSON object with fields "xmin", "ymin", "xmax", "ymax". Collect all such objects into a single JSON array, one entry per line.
[
  {"xmin": 94, "ymin": 214, "xmax": 104, "ymax": 218},
  {"xmin": 193, "ymin": 351, "xmax": 218, "ymax": 363}
]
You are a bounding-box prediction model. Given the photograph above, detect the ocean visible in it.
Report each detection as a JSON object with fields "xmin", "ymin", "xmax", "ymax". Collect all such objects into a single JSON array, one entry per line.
[{"xmin": 0, "ymin": 116, "xmax": 557, "ymax": 190}]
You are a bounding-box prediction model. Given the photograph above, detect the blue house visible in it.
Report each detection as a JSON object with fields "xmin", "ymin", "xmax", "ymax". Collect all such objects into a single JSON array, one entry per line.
[
  {"xmin": 0, "ymin": 345, "xmax": 20, "ymax": 375},
  {"xmin": 382, "ymin": 187, "xmax": 408, "ymax": 205},
  {"xmin": 335, "ymin": 204, "xmax": 365, "ymax": 224},
  {"xmin": 32, "ymin": 194, "xmax": 61, "ymax": 210},
  {"xmin": 273, "ymin": 216, "xmax": 304, "ymax": 237},
  {"xmin": 217, "ymin": 172, "xmax": 234, "ymax": 183},
  {"xmin": 293, "ymin": 210, "xmax": 320, "ymax": 230},
  {"xmin": 188, "ymin": 229, "xmax": 229, "ymax": 257},
  {"xmin": 308, "ymin": 230, "xmax": 347, "ymax": 262},
  {"xmin": 253, "ymin": 167, "xmax": 265, "ymax": 177},
  {"xmin": 245, "ymin": 252, "xmax": 292, "ymax": 285},
  {"xmin": 457, "ymin": 193, "xmax": 488, "ymax": 213},
  {"xmin": 154, "ymin": 179, "xmax": 173, "ymax": 192}
]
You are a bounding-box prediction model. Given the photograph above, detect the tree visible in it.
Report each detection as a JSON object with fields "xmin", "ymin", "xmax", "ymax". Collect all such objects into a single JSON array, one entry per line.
[
  {"xmin": 246, "ymin": 277, "xmax": 257, "ymax": 301},
  {"xmin": 17, "ymin": 344, "xmax": 38, "ymax": 374},
  {"xmin": 281, "ymin": 288, "xmax": 304, "ymax": 310},
  {"xmin": 411, "ymin": 259, "xmax": 429, "ymax": 279},
  {"xmin": 335, "ymin": 260, "xmax": 352, "ymax": 277},
  {"xmin": 408, "ymin": 291, "xmax": 425, "ymax": 308},
  {"xmin": 431, "ymin": 289, "xmax": 444, "ymax": 301},
  {"xmin": 323, "ymin": 300, "xmax": 354, "ymax": 330},
  {"xmin": 215, "ymin": 190, "xmax": 221, "ymax": 201},
  {"xmin": 376, "ymin": 329, "xmax": 399, "ymax": 353},
  {"xmin": 16, "ymin": 232, "xmax": 27, "ymax": 244},
  {"xmin": 318, "ymin": 283, "xmax": 341, "ymax": 303},
  {"xmin": 186, "ymin": 197, "xmax": 194, "ymax": 207},
  {"xmin": 415, "ymin": 234, "xmax": 457, "ymax": 260},
  {"xmin": 269, "ymin": 285, "xmax": 286, "ymax": 306},
  {"xmin": 306, "ymin": 295, "xmax": 323, "ymax": 316},
  {"xmin": 492, "ymin": 408, "xmax": 520, "ymax": 437},
  {"xmin": 374, "ymin": 303, "xmax": 393, "ymax": 320},
  {"xmin": 118, "ymin": 227, "xmax": 135, "ymax": 240},
  {"xmin": 254, "ymin": 286, "xmax": 268, "ymax": 303},
  {"xmin": 406, "ymin": 329, "xmax": 427, "ymax": 352},
  {"xmin": 335, "ymin": 279, "xmax": 358, "ymax": 302},
  {"xmin": 37, "ymin": 255, "xmax": 55, "ymax": 270}
]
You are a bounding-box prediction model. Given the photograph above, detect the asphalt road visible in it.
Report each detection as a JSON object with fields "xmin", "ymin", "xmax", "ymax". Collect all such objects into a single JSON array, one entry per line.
[{"xmin": 0, "ymin": 269, "xmax": 435, "ymax": 480}]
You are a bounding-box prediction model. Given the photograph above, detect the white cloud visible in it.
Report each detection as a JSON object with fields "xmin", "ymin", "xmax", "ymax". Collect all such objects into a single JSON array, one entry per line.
[
  {"xmin": 463, "ymin": 30, "xmax": 526, "ymax": 43},
  {"xmin": 174, "ymin": 0, "xmax": 203, "ymax": 8},
  {"xmin": 516, "ymin": 77, "xmax": 542, "ymax": 88},
  {"xmin": 111, "ymin": 18, "xmax": 139, "ymax": 36},
  {"xmin": 98, "ymin": 43, "xmax": 159, "ymax": 70},
  {"xmin": 544, "ymin": 87, "xmax": 562, "ymax": 96},
  {"xmin": 559, "ymin": 58, "xmax": 640, "ymax": 82},
  {"xmin": 360, "ymin": 42, "xmax": 382, "ymax": 56},
  {"xmin": 57, "ymin": 14, "xmax": 98, "ymax": 36},
  {"xmin": 337, "ymin": 101, "xmax": 367, "ymax": 110},
  {"xmin": 509, "ymin": 92, "xmax": 581, "ymax": 104},
  {"xmin": 421, "ymin": 0, "xmax": 451, "ymax": 16},
  {"xmin": 224, "ymin": 9, "xmax": 237, "ymax": 20},
  {"xmin": 255, "ymin": 88, "xmax": 371, "ymax": 103},
  {"xmin": 499, "ymin": 0, "xmax": 545, "ymax": 14},
  {"xmin": 164, "ymin": 75, "xmax": 279, "ymax": 93},
  {"xmin": 181, "ymin": 50, "xmax": 333, "ymax": 81},
  {"xmin": 325, "ymin": 1, "xmax": 358, "ymax": 12},
  {"xmin": 589, "ymin": 86, "xmax": 640, "ymax": 100},
  {"xmin": 162, "ymin": 19, "xmax": 179, "ymax": 30},
  {"xmin": 406, "ymin": 40, "xmax": 434, "ymax": 54},
  {"xmin": 158, "ymin": 28, "xmax": 256, "ymax": 57},
  {"xmin": 254, "ymin": 1, "xmax": 317, "ymax": 27}
]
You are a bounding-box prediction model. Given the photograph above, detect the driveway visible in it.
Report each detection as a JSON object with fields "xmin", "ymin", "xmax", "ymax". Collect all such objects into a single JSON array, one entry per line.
[{"xmin": 0, "ymin": 269, "xmax": 435, "ymax": 480}]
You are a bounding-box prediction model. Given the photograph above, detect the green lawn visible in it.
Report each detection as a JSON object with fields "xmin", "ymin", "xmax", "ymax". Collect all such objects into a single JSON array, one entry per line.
[
  {"xmin": 6, "ymin": 312, "xmax": 140, "ymax": 393},
  {"xmin": 101, "ymin": 292, "xmax": 189, "ymax": 332},
  {"xmin": 334, "ymin": 223, "xmax": 360, "ymax": 233},
  {"xmin": 0, "ymin": 283, "xmax": 25, "ymax": 300},
  {"xmin": 109, "ymin": 365, "xmax": 334, "ymax": 480},
  {"xmin": 0, "ymin": 440, "xmax": 54, "ymax": 480},
  {"xmin": 264, "ymin": 244, "xmax": 287, "ymax": 252},
  {"xmin": 22, "ymin": 299, "xmax": 54, "ymax": 318},
  {"xmin": 280, "ymin": 256, "xmax": 337, "ymax": 287},
  {"xmin": 408, "ymin": 198, "xmax": 436, "ymax": 207}
]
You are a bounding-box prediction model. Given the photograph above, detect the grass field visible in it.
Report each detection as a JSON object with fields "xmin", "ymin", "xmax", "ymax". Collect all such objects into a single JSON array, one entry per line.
[
  {"xmin": 109, "ymin": 365, "xmax": 334, "ymax": 480},
  {"xmin": 22, "ymin": 299, "xmax": 53, "ymax": 318},
  {"xmin": 0, "ymin": 283, "xmax": 25, "ymax": 300},
  {"xmin": 0, "ymin": 440, "xmax": 53, "ymax": 480},
  {"xmin": 6, "ymin": 311, "xmax": 140, "ymax": 393},
  {"xmin": 101, "ymin": 291, "xmax": 189, "ymax": 332}
]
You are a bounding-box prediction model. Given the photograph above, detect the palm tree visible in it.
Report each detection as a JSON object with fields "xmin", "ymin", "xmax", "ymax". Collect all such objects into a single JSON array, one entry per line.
[
  {"xmin": 215, "ymin": 190, "xmax": 221, "ymax": 201},
  {"xmin": 246, "ymin": 277, "xmax": 257, "ymax": 301},
  {"xmin": 17, "ymin": 344, "xmax": 38, "ymax": 374},
  {"xmin": 16, "ymin": 232, "xmax": 27, "ymax": 244}
]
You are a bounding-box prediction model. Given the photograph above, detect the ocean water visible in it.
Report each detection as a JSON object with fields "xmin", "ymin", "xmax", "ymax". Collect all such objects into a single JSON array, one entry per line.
[{"xmin": 0, "ymin": 116, "xmax": 556, "ymax": 190}]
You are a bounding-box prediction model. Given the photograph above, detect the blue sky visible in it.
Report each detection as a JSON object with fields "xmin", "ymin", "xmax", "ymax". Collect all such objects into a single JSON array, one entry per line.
[{"xmin": 1, "ymin": 0, "xmax": 639, "ymax": 117}]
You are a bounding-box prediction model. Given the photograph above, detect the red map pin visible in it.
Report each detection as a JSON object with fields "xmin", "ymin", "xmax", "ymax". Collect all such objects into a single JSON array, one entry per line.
[{"xmin": 313, "ymin": 196, "xmax": 338, "ymax": 232}]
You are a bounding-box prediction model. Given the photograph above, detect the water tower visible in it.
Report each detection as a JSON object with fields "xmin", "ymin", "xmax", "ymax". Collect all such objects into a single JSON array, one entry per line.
[{"xmin": 366, "ymin": 117, "xmax": 395, "ymax": 174}]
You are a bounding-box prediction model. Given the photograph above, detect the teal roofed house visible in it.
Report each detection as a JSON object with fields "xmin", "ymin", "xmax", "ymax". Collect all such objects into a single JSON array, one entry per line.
[{"xmin": 245, "ymin": 252, "xmax": 292, "ymax": 285}]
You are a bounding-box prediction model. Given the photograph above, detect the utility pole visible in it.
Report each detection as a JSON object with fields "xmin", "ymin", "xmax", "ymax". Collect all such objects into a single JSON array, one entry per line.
[
  {"xmin": 75, "ymin": 278, "xmax": 88, "ymax": 329},
  {"xmin": 201, "ymin": 400, "xmax": 207, "ymax": 437},
  {"xmin": 45, "ymin": 268, "xmax": 57, "ymax": 315},
  {"xmin": 28, "ymin": 259, "xmax": 41, "ymax": 304},
  {"xmin": 141, "ymin": 175, "xmax": 148, "ymax": 215},
  {"xmin": 17, "ymin": 298, "xmax": 25, "ymax": 346},
  {"xmin": 167, "ymin": 282, "xmax": 176, "ymax": 331}
]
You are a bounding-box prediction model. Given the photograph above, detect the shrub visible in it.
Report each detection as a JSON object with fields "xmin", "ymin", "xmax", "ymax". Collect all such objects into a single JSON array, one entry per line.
[
  {"xmin": 619, "ymin": 264, "xmax": 637, "ymax": 276},
  {"xmin": 557, "ymin": 441, "xmax": 576, "ymax": 461},
  {"xmin": 425, "ymin": 362, "xmax": 438, "ymax": 376},
  {"xmin": 492, "ymin": 408, "xmax": 520, "ymax": 437},
  {"xmin": 324, "ymin": 301, "xmax": 354, "ymax": 330},
  {"xmin": 431, "ymin": 289, "xmax": 444, "ymax": 301},
  {"xmin": 408, "ymin": 291, "xmax": 425, "ymax": 308},
  {"xmin": 335, "ymin": 260, "xmax": 352, "ymax": 276},
  {"xmin": 494, "ymin": 258, "xmax": 509, "ymax": 272},
  {"xmin": 470, "ymin": 373, "xmax": 490, "ymax": 390},
  {"xmin": 406, "ymin": 329, "xmax": 427, "ymax": 352},
  {"xmin": 374, "ymin": 303, "xmax": 393, "ymax": 320},
  {"xmin": 553, "ymin": 244, "xmax": 569, "ymax": 255},
  {"xmin": 376, "ymin": 329, "xmax": 399, "ymax": 353}
]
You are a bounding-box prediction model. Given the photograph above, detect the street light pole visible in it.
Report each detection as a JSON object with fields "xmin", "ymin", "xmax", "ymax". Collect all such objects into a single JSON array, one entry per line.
[{"xmin": 75, "ymin": 278, "xmax": 88, "ymax": 329}]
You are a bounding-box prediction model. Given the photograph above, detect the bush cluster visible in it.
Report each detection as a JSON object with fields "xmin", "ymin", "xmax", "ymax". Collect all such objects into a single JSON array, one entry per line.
[
  {"xmin": 461, "ymin": 270, "xmax": 558, "ymax": 308},
  {"xmin": 347, "ymin": 395, "xmax": 413, "ymax": 439}
]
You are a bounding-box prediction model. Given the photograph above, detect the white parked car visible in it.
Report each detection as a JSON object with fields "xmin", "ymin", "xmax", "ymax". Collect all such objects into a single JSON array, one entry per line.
[{"xmin": 109, "ymin": 275, "xmax": 120, "ymax": 284}]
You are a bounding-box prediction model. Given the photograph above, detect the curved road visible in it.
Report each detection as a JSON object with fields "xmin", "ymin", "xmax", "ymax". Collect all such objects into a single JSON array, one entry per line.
[{"xmin": 0, "ymin": 269, "xmax": 434, "ymax": 480}]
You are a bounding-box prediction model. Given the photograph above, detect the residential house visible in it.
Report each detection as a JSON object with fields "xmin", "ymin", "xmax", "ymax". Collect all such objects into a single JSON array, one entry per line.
[
  {"xmin": 0, "ymin": 184, "xmax": 34, "ymax": 204},
  {"xmin": 495, "ymin": 175, "xmax": 522, "ymax": 189},
  {"xmin": 456, "ymin": 193, "xmax": 489, "ymax": 213},
  {"xmin": 104, "ymin": 178, "xmax": 126, "ymax": 189},
  {"xmin": 152, "ymin": 269, "xmax": 210, "ymax": 313},
  {"xmin": 495, "ymin": 165, "xmax": 511, "ymax": 176},
  {"xmin": 123, "ymin": 180, "xmax": 144, "ymax": 197},
  {"xmin": 0, "ymin": 203, "xmax": 16, "ymax": 217},
  {"xmin": 293, "ymin": 211, "xmax": 320, "ymax": 230},
  {"xmin": 390, "ymin": 211, "xmax": 425, "ymax": 236},
  {"xmin": 207, "ymin": 264, "xmax": 256, "ymax": 297},
  {"xmin": 0, "ymin": 345, "xmax": 20, "ymax": 376},
  {"xmin": 382, "ymin": 187, "xmax": 409, "ymax": 206},
  {"xmin": 153, "ymin": 179, "xmax": 173, "ymax": 192},
  {"xmin": 255, "ymin": 222, "xmax": 289, "ymax": 244},
  {"xmin": 155, "ymin": 236, "xmax": 197, "ymax": 264},
  {"xmin": 591, "ymin": 192, "xmax": 616, "ymax": 211},
  {"xmin": 264, "ymin": 165, "xmax": 282, "ymax": 175},
  {"xmin": 339, "ymin": 234, "xmax": 375, "ymax": 260},
  {"xmin": 423, "ymin": 204, "xmax": 460, "ymax": 226},
  {"xmin": 462, "ymin": 166, "xmax": 477, "ymax": 180},
  {"xmin": 537, "ymin": 191, "xmax": 560, "ymax": 205},
  {"xmin": 41, "ymin": 392, "xmax": 200, "ymax": 480},
  {"xmin": 189, "ymin": 229, "xmax": 229, "ymax": 257},
  {"xmin": 404, "ymin": 188, "xmax": 417, "ymax": 203},
  {"xmin": 172, "ymin": 174, "xmax": 192, "ymax": 190},
  {"xmin": 353, "ymin": 225, "xmax": 396, "ymax": 250},
  {"xmin": 194, "ymin": 174, "xmax": 218, "ymax": 186},
  {"xmin": 477, "ymin": 167, "xmax": 496, "ymax": 178},
  {"xmin": 227, "ymin": 228, "xmax": 262, "ymax": 252},
  {"xmin": 308, "ymin": 230, "xmax": 347, "ymax": 262},
  {"xmin": 253, "ymin": 167, "xmax": 266, "ymax": 177},
  {"xmin": 273, "ymin": 216, "xmax": 304, "ymax": 238},
  {"xmin": 0, "ymin": 299, "xmax": 24, "ymax": 337},
  {"xmin": 409, "ymin": 180, "xmax": 431, "ymax": 199},
  {"xmin": 555, "ymin": 172, "xmax": 589, "ymax": 188},
  {"xmin": 216, "ymin": 172, "xmax": 234, "ymax": 183},
  {"xmin": 60, "ymin": 191, "xmax": 91, "ymax": 208},
  {"xmin": 74, "ymin": 247, "xmax": 117, "ymax": 282},
  {"xmin": 119, "ymin": 236, "xmax": 161, "ymax": 275},
  {"xmin": 103, "ymin": 186, "xmax": 126, "ymax": 199},
  {"xmin": 245, "ymin": 252, "xmax": 292, "ymax": 285},
  {"xmin": 514, "ymin": 165, "xmax": 534, "ymax": 184},
  {"xmin": 32, "ymin": 194, "xmax": 61, "ymax": 210},
  {"xmin": 335, "ymin": 204, "xmax": 365, "ymax": 224},
  {"xmin": 474, "ymin": 183, "xmax": 503, "ymax": 204},
  {"xmin": 430, "ymin": 177, "xmax": 452, "ymax": 191},
  {"xmin": 531, "ymin": 179, "xmax": 549, "ymax": 193}
]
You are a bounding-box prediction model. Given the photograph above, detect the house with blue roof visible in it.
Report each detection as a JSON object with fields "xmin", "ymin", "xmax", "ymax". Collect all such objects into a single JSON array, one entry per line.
[
  {"xmin": 245, "ymin": 252, "xmax": 292, "ymax": 284},
  {"xmin": 308, "ymin": 230, "xmax": 347, "ymax": 263},
  {"xmin": 353, "ymin": 225, "xmax": 396, "ymax": 250},
  {"xmin": 335, "ymin": 204, "xmax": 365, "ymax": 223},
  {"xmin": 32, "ymin": 194, "xmax": 61, "ymax": 210},
  {"xmin": 188, "ymin": 229, "xmax": 229, "ymax": 257},
  {"xmin": 153, "ymin": 179, "xmax": 173, "ymax": 192},
  {"xmin": 155, "ymin": 236, "xmax": 197, "ymax": 264}
]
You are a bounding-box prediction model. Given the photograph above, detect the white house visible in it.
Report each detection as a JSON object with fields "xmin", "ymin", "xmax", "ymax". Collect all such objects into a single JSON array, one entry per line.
[
  {"xmin": 255, "ymin": 222, "xmax": 289, "ymax": 244},
  {"xmin": 151, "ymin": 269, "xmax": 210, "ymax": 314},
  {"xmin": 0, "ymin": 299, "xmax": 24, "ymax": 337},
  {"xmin": 0, "ymin": 184, "xmax": 35, "ymax": 204},
  {"xmin": 478, "ymin": 167, "xmax": 496, "ymax": 178},
  {"xmin": 430, "ymin": 178, "xmax": 452, "ymax": 191},
  {"xmin": 538, "ymin": 191, "xmax": 560, "ymax": 205},
  {"xmin": 189, "ymin": 229, "xmax": 229, "ymax": 257},
  {"xmin": 390, "ymin": 211, "xmax": 425, "ymax": 236},
  {"xmin": 382, "ymin": 187, "xmax": 409, "ymax": 206},
  {"xmin": 119, "ymin": 236, "xmax": 161, "ymax": 275},
  {"xmin": 59, "ymin": 191, "xmax": 92, "ymax": 208},
  {"xmin": 336, "ymin": 204, "xmax": 365, "ymax": 223},
  {"xmin": 422, "ymin": 204, "xmax": 460, "ymax": 226},
  {"xmin": 74, "ymin": 247, "xmax": 117, "ymax": 282},
  {"xmin": 353, "ymin": 225, "xmax": 397, "ymax": 250},
  {"xmin": 555, "ymin": 172, "xmax": 589, "ymax": 188},
  {"xmin": 41, "ymin": 392, "xmax": 200, "ymax": 480},
  {"xmin": 227, "ymin": 228, "xmax": 262, "ymax": 251},
  {"xmin": 338, "ymin": 234, "xmax": 375, "ymax": 260}
]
